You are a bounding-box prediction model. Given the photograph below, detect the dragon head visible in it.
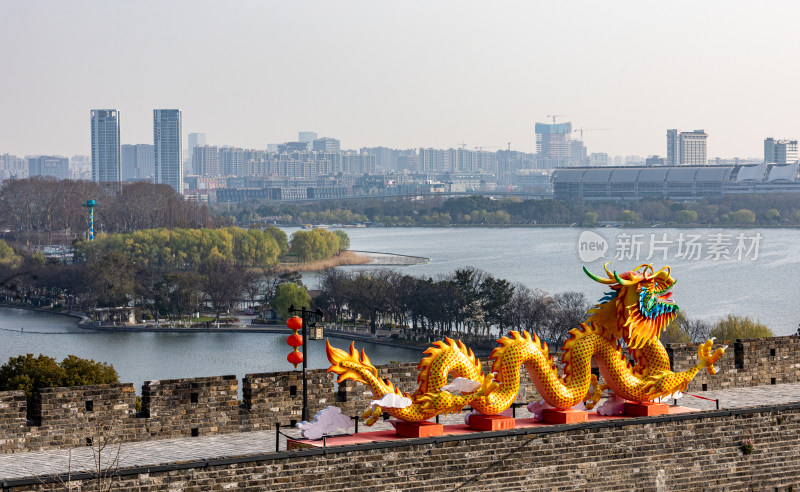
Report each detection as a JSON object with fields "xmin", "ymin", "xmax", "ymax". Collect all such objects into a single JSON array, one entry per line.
[{"xmin": 584, "ymin": 262, "xmax": 679, "ymax": 350}]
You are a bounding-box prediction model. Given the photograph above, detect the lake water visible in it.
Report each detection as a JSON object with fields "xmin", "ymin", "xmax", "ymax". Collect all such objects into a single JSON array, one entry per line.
[
  {"xmin": 1, "ymin": 226, "xmax": 797, "ymax": 392},
  {"xmin": 325, "ymin": 226, "xmax": 799, "ymax": 335},
  {"xmin": 0, "ymin": 308, "xmax": 422, "ymax": 394}
]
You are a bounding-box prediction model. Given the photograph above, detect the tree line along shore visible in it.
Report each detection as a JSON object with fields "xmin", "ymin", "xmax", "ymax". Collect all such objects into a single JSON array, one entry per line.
[
  {"xmin": 0, "ymin": 177, "xmax": 787, "ymax": 340},
  {"xmin": 0, "ymin": 223, "xmax": 353, "ymax": 325},
  {"xmin": 221, "ymin": 192, "xmax": 800, "ymax": 227},
  {"xmin": 4, "ymin": 177, "xmax": 800, "ymax": 240}
]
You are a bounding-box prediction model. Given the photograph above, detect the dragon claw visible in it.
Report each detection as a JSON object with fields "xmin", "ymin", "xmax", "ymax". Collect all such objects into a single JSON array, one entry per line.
[
  {"xmin": 362, "ymin": 405, "xmax": 383, "ymax": 426},
  {"xmin": 480, "ymin": 373, "xmax": 499, "ymax": 397},
  {"xmin": 697, "ymin": 339, "xmax": 726, "ymax": 375},
  {"xmin": 583, "ymin": 374, "xmax": 608, "ymax": 410}
]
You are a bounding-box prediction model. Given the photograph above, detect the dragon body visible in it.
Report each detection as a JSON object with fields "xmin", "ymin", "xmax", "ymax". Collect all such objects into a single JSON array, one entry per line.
[{"xmin": 326, "ymin": 264, "xmax": 725, "ymax": 424}]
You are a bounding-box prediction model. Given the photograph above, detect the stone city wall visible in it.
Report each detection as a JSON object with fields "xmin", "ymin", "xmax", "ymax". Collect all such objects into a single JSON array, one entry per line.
[
  {"xmin": 7, "ymin": 404, "xmax": 800, "ymax": 491},
  {"xmin": 0, "ymin": 335, "xmax": 798, "ymax": 454}
]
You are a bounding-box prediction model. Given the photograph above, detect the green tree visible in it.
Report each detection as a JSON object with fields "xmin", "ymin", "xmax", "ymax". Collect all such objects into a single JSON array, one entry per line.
[
  {"xmin": 0, "ymin": 354, "xmax": 118, "ymax": 418},
  {"xmin": 266, "ymin": 227, "xmax": 289, "ymax": 255},
  {"xmin": 582, "ymin": 211, "xmax": 598, "ymax": 227},
  {"xmin": 729, "ymin": 209, "xmax": 756, "ymax": 225},
  {"xmin": 59, "ymin": 355, "xmax": 119, "ymax": 388},
  {"xmin": 710, "ymin": 314, "xmax": 774, "ymax": 341},
  {"xmin": 764, "ymin": 208, "xmax": 781, "ymax": 224},
  {"xmin": 272, "ymin": 282, "xmax": 312, "ymax": 320},
  {"xmin": 0, "ymin": 240, "xmax": 22, "ymax": 269},
  {"xmin": 618, "ymin": 210, "xmax": 640, "ymax": 224},
  {"xmin": 674, "ymin": 209, "xmax": 698, "ymax": 225},
  {"xmin": 333, "ymin": 230, "xmax": 350, "ymax": 252},
  {"xmin": 289, "ymin": 228, "xmax": 341, "ymax": 262}
]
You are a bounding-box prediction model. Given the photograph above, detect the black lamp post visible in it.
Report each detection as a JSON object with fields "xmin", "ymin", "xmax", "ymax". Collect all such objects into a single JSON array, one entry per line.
[{"xmin": 288, "ymin": 304, "xmax": 324, "ymax": 422}]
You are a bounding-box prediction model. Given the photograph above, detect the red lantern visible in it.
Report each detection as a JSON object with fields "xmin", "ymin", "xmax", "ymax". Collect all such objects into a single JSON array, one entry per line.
[
  {"xmin": 287, "ymin": 351, "xmax": 303, "ymax": 367},
  {"xmin": 287, "ymin": 333, "xmax": 303, "ymax": 348},
  {"xmin": 287, "ymin": 316, "xmax": 302, "ymax": 331},
  {"xmin": 286, "ymin": 316, "xmax": 304, "ymax": 368}
]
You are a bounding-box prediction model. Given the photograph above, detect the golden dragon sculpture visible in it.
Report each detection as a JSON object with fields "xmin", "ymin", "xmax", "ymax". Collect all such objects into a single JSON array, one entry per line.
[{"xmin": 326, "ymin": 264, "xmax": 726, "ymax": 425}]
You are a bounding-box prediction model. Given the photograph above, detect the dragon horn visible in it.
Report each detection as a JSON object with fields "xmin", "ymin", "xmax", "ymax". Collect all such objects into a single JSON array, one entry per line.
[
  {"xmin": 653, "ymin": 266, "xmax": 672, "ymax": 278},
  {"xmin": 613, "ymin": 271, "xmax": 637, "ymax": 286},
  {"xmin": 583, "ymin": 266, "xmax": 616, "ymax": 284}
]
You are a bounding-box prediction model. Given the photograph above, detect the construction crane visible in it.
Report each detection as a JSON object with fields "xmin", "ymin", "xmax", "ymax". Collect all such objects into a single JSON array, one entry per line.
[
  {"xmin": 546, "ymin": 114, "xmax": 572, "ymax": 124},
  {"xmin": 458, "ymin": 142, "xmax": 467, "ymax": 149},
  {"xmin": 573, "ymin": 128, "xmax": 612, "ymax": 141}
]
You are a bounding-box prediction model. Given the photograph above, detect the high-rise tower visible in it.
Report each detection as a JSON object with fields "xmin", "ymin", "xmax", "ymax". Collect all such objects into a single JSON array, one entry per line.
[
  {"xmin": 764, "ymin": 138, "xmax": 799, "ymax": 164},
  {"xmin": 90, "ymin": 109, "xmax": 121, "ymax": 182},
  {"xmin": 187, "ymin": 132, "xmax": 206, "ymax": 169},
  {"xmin": 153, "ymin": 109, "xmax": 183, "ymax": 192},
  {"xmin": 666, "ymin": 129, "xmax": 707, "ymax": 166},
  {"xmin": 534, "ymin": 122, "xmax": 573, "ymax": 168}
]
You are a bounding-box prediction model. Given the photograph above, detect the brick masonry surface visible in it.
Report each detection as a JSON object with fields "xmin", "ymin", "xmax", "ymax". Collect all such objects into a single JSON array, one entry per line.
[
  {"xmin": 0, "ymin": 335, "xmax": 798, "ymax": 455},
  {"xmin": 5, "ymin": 404, "xmax": 800, "ymax": 491}
]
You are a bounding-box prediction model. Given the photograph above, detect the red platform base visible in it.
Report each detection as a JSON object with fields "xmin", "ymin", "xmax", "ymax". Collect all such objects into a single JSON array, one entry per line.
[
  {"xmin": 286, "ymin": 439, "xmax": 315, "ymax": 450},
  {"xmin": 624, "ymin": 402, "xmax": 669, "ymax": 417},
  {"xmin": 395, "ymin": 421, "xmax": 444, "ymax": 438},
  {"xmin": 469, "ymin": 414, "xmax": 516, "ymax": 431},
  {"xmin": 542, "ymin": 408, "xmax": 588, "ymax": 424}
]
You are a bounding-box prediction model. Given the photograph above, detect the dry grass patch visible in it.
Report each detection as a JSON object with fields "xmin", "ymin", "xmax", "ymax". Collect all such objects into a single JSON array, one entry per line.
[{"xmin": 277, "ymin": 250, "xmax": 370, "ymax": 272}]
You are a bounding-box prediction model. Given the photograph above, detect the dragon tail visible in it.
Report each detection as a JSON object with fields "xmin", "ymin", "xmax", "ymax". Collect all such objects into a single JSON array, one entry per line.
[{"xmin": 325, "ymin": 339, "xmax": 402, "ymax": 398}]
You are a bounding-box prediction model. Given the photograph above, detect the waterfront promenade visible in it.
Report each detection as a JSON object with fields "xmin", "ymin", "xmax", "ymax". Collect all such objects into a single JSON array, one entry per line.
[{"xmin": 2, "ymin": 381, "xmax": 800, "ymax": 483}]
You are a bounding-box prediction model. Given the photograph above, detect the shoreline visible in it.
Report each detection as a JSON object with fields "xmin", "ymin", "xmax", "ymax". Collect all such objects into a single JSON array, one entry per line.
[
  {"xmin": 0, "ymin": 301, "xmax": 89, "ymax": 324},
  {"xmin": 289, "ymin": 223, "xmax": 800, "ymax": 229},
  {"xmin": 277, "ymin": 249, "xmax": 428, "ymax": 271},
  {"xmin": 0, "ymin": 302, "xmax": 437, "ymax": 352}
]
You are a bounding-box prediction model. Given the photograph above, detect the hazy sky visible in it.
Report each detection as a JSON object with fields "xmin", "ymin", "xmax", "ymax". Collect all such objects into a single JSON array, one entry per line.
[{"xmin": 2, "ymin": 1, "xmax": 799, "ymax": 158}]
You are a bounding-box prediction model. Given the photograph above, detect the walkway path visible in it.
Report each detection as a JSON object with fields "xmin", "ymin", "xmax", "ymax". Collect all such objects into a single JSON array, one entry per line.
[{"xmin": 2, "ymin": 382, "xmax": 800, "ymax": 482}]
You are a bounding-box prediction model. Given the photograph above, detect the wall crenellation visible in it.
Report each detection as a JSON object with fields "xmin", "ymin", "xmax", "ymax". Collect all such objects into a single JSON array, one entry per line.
[
  {"xmin": 0, "ymin": 335, "xmax": 798, "ymax": 454},
  {"xmin": 10, "ymin": 405, "xmax": 800, "ymax": 491}
]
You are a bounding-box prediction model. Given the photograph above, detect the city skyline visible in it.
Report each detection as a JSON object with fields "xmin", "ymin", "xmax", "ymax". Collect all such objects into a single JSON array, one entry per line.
[{"xmin": 3, "ymin": 1, "xmax": 800, "ymax": 158}]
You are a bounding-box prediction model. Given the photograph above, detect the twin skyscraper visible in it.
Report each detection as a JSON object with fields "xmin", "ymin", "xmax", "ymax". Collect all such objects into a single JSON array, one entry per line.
[{"xmin": 90, "ymin": 109, "xmax": 183, "ymax": 193}]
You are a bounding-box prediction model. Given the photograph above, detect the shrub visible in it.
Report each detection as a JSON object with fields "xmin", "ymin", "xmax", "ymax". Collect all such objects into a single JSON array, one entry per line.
[
  {"xmin": 0, "ymin": 354, "xmax": 119, "ymax": 418},
  {"xmin": 710, "ymin": 315, "xmax": 774, "ymax": 341}
]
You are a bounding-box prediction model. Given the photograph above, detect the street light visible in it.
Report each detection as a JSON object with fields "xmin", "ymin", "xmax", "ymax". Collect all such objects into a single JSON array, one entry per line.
[{"xmin": 288, "ymin": 304, "xmax": 324, "ymax": 422}]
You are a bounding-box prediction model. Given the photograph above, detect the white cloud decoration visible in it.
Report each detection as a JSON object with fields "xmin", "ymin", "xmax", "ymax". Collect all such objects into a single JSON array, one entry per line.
[
  {"xmin": 528, "ymin": 400, "xmax": 589, "ymax": 420},
  {"xmin": 527, "ymin": 399, "xmax": 554, "ymax": 420},
  {"xmin": 296, "ymin": 406, "xmax": 354, "ymax": 440},
  {"xmin": 596, "ymin": 395, "xmax": 626, "ymax": 416},
  {"xmin": 370, "ymin": 393, "xmax": 412, "ymax": 409},
  {"xmin": 464, "ymin": 407, "xmax": 512, "ymax": 425},
  {"xmin": 441, "ymin": 377, "xmax": 481, "ymax": 394}
]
